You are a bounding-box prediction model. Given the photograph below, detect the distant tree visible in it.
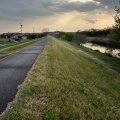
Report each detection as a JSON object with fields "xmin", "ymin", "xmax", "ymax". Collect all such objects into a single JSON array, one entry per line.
[
  {"xmin": 60, "ymin": 32, "xmax": 74, "ymax": 42},
  {"xmin": 76, "ymin": 30, "xmax": 86, "ymax": 45},
  {"xmin": 65, "ymin": 33, "xmax": 74, "ymax": 42},
  {"xmin": 29, "ymin": 34, "xmax": 37, "ymax": 39},
  {"xmin": 59, "ymin": 32, "xmax": 66, "ymax": 40},
  {"xmin": 109, "ymin": 1, "xmax": 120, "ymax": 48},
  {"xmin": 38, "ymin": 33, "xmax": 46, "ymax": 38}
]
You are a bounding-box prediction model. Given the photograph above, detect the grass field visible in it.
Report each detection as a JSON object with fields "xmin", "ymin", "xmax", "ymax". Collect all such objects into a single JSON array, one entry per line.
[
  {"xmin": 0, "ymin": 37, "xmax": 120, "ymax": 120},
  {"xmin": 0, "ymin": 39, "xmax": 34, "ymax": 49},
  {"xmin": 0, "ymin": 38, "xmax": 8, "ymax": 44}
]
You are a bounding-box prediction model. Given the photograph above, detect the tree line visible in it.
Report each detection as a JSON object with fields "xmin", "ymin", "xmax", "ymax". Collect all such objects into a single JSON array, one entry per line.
[{"xmin": 59, "ymin": 1, "xmax": 120, "ymax": 49}]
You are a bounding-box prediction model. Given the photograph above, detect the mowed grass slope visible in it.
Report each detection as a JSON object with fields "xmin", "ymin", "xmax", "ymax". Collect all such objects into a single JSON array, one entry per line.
[
  {"xmin": 0, "ymin": 40, "xmax": 30, "ymax": 49},
  {"xmin": 63, "ymin": 40, "xmax": 120, "ymax": 70},
  {"xmin": 1, "ymin": 38, "xmax": 120, "ymax": 120}
]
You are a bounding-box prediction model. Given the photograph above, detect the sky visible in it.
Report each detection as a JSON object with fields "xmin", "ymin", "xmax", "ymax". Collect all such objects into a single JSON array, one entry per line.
[{"xmin": 0, "ymin": 0, "xmax": 119, "ymax": 33}]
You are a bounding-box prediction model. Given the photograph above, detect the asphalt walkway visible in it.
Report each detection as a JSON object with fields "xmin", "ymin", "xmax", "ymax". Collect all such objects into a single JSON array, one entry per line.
[{"xmin": 0, "ymin": 37, "xmax": 49, "ymax": 113}]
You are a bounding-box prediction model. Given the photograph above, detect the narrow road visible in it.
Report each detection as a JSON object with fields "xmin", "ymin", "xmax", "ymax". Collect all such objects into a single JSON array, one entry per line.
[{"xmin": 0, "ymin": 37, "xmax": 49, "ymax": 113}]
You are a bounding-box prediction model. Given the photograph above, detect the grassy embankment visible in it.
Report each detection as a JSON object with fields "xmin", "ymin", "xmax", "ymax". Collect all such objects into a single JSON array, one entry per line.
[
  {"xmin": 63, "ymin": 39, "xmax": 120, "ymax": 70},
  {"xmin": 0, "ymin": 38, "xmax": 120, "ymax": 120},
  {"xmin": 0, "ymin": 40, "xmax": 31, "ymax": 49},
  {"xmin": 0, "ymin": 38, "xmax": 8, "ymax": 44},
  {"xmin": 0, "ymin": 38, "xmax": 44, "ymax": 59}
]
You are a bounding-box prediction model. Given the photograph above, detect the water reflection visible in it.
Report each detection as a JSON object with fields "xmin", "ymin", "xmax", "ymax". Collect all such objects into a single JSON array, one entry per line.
[{"xmin": 82, "ymin": 43, "xmax": 120, "ymax": 58}]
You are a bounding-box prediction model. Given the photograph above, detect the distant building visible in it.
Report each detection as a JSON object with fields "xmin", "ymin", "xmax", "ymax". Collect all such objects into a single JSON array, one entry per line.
[
  {"xmin": 2, "ymin": 33, "xmax": 12, "ymax": 38},
  {"xmin": 1, "ymin": 32, "xmax": 37, "ymax": 40},
  {"xmin": 22, "ymin": 33, "xmax": 30, "ymax": 40},
  {"xmin": 22, "ymin": 36, "xmax": 27, "ymax": 40},
  {"xmin": 11, "ymin": 33, "xmax": 22, "ymax": 41},
  {"xmin": 47, "ymin": 31, "xmax": 60, "ymax": 37}
]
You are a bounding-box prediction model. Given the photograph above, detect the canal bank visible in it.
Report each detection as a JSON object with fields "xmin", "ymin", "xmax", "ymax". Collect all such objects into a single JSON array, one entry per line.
[
  {"xmin": 82, "ymin": 43, "xmax": 120, "ymax": 58},
  {"xmin": 61, "ymin": 39, "xmax": 120, "ymax": 72}
]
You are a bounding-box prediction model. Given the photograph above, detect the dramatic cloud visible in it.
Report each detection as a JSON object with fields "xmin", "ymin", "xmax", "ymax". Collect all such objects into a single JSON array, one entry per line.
[
  {"xmin": 94, "ymin": 0, "xmax": 118, "ymax": 8},
  {"xmin": 0, "ymin": 0, "xmax": 107, "ymax": 21},
  {"xmin": 54, "ymin": 1, "xmax": 103, "ymax": 13},
  {"xmin": 0, "ymin": 0, "xmax": 118, "ymax": 33}
]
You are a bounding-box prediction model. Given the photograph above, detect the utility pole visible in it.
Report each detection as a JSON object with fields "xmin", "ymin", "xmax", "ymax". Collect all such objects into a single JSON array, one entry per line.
[{"xmin": 20, "ymin": 23, "xmax": 22, "ymax": 34}]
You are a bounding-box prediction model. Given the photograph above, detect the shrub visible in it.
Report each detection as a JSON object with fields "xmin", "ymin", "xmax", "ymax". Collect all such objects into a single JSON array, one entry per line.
[{"xmin": 108, "ymin": 1, "xmax": 120, "ymax": 48}]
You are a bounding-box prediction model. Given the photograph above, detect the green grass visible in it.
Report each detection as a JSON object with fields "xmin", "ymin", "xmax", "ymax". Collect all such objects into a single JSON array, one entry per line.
[
  {"xmin": 0, "ymin": 38, "xmax": 44, "ymax": 60},
  {"xmin": 0, "ymin": 38, "xmax": 8, "ymax": 43},
  {"xmin": 78, "ymin": 45, "xmax": 120, "ymax": 70},
  {"xmin": 0, "ymin": 38, "xmax": 120, "ymax": 120},
  {"xmin": 63, "ymin": 40, "xmax": 120, "ymax": 70},
  {"xmin": 0, "ymin": 39, "xmax": 34, "ymax": 49}
]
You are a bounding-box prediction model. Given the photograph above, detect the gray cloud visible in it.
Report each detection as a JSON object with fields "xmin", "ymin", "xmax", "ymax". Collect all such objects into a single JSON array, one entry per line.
[
  {"xmin": 85, "ymin": 19, "xmax": 97, "ymax": 24},
  {"xmin": 95, "ymin": 0, "xmax": 118, "ymax": 7},
  {"xmin": 0, "ymin": 0, "xmax": 109, "ymax": 22},
  {"xmin": 56, "ymin": 1, "xmax": 103, "ymax": 12},
  {"xmin": 0, "ymin": 0, "xmax": 55, "ymax": 21},
  {"xmin": 93, "ymin": 0, "xmax": 119, "ymax": 10}
]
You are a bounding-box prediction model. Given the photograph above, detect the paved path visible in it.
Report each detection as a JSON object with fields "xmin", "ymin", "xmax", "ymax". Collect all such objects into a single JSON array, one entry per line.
[
  {"xmin": 63, "ymin": 41, "xmax": 120, "ymax": 74},
  {"xmin": 0, "ymin": 37, "xmax": 49, "ymax": 113}
]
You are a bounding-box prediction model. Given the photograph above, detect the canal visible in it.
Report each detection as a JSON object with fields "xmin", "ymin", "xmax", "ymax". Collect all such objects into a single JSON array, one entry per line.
[{"xmin": 82, "ymin": 43, "xmax": 120, "ymax": 58}]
